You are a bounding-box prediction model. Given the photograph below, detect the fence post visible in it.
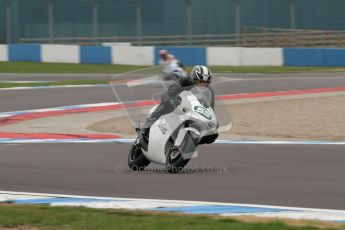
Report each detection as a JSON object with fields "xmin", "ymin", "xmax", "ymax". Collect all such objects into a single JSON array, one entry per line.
[
  {"xmin": 289, "ymin": 0, "xmax": 296, "ymax": 47},
  {"xmin": 185, "ymin": 0, "xmax": 192, "ymax": 46},
  {"xmin": 92, "ymin": 0, "xmax": 99, "ymax": 42},
  {"xmin": 48, "ymin": 0, "xmax": 54, "ymax": 43},
  {"xmin": 135, "ymin": 0, "xmax": 143, "ymax": 45},
  {"xmin": 235, "ymin": 0, "xmax": 241, "ymax": 45},
  {"xmin": 5, "ymin": 0, "xmax": 11, "ymax": 44}
]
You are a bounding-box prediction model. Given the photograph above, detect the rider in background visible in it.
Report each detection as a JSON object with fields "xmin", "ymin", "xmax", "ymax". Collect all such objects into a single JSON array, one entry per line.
[
  {"xmin": 159, "ymin": 50, "xmax": 175, "ymax": 65},
  {"xmin": 159, "ymin": 50, "xmax": 186, "ymax": 75}
]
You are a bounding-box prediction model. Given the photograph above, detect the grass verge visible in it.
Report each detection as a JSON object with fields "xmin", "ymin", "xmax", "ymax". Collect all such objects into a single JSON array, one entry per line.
[
  {"xmin": 1, "ymin": 62, "xmax": 345, "ymax": 74},
  {"xmin": 0, "ymin": 62, "xmax": 148, "ymax": 74},
  {"xmin": 0, "ymin": 205, "xmax": 342, "ymax": 230}
]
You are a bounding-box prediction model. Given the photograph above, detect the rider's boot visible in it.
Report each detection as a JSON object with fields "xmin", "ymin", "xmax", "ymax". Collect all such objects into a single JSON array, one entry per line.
[
  {"xmin": 136, "ymin": 127, "xmax": 149, "ymax": 151},
  {"xmin": 136, "ymin": 113, "xmax": 159, "ymax": 152}
]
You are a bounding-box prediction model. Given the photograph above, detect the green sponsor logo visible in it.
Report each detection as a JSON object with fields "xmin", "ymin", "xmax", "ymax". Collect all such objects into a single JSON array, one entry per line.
[{"xmin": 194, "ymin": 106, "xmax": 212, "ymax": 120}]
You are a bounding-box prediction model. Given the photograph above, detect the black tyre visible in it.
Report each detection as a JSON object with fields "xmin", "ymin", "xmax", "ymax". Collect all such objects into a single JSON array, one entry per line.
[
  {"xmin": 165, "ymin": 145, "xmax": 190, "ymax": 173},
  {"xmin": 128, "ymin": 141, "xmax": 150, "ymax": 171}
]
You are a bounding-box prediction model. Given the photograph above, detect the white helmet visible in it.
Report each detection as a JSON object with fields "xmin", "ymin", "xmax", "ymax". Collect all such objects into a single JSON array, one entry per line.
[{"xmin": 191, "ymin": 65, "xmax": 212, "ymax": 84}]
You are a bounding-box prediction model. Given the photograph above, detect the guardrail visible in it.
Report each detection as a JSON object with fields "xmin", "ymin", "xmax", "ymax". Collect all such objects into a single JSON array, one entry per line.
[
  {"xmin": 18, "ymin": 28, "xmax": 345, "ymax": 47},
  {"xmin": 241, "ymin": 27, "xmax": 345, "ymax": 47},
  {"xmin": 19, "ymin": 34, "xmax": 246, "ymax": 46}
]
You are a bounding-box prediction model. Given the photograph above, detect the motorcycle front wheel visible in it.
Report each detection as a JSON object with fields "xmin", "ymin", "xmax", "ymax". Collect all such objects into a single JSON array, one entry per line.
[
  {"xmin": 165, "ymin": 144, "xmax": 190, "ymax": 173},
  {"xmin": 128, "ymin": 139, "xmax": 150, "ymax": 171}
]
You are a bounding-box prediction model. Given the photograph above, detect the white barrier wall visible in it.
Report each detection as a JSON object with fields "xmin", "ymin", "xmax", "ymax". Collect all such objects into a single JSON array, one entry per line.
[
  {"xmin": 207, "ymin": 47, "xmax": 283, "ymax": 66},
  {"xmin": 41, "ymin": 44, "xmax": 80, "ymax": 64},
  {"xmin": 241, "ymin": 48, "xmax": 283, "ymax": 66},
  {"xmin": 207, "ymin": 47, "xmax": 241, "ymax": 66},
  {"xmin": 0, "ymin": 45, "xmax": 8, "ymax": 62},
  {"xmin": 111, "ymin": 46, "xmax": 154, "ymax": 65},
  {"xmin": 2, "ymin": 44, "xmax": 284, "ymax": 66}
]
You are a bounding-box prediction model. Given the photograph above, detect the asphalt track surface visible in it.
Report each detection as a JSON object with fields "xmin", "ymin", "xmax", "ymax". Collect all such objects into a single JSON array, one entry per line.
[
  {"xmin": 1, "ymin": 72, "xmax": 345, "ymax": 210},
  {"xmin": 2, "ymin": 72, "xmax": 345, "ymax": 112}
]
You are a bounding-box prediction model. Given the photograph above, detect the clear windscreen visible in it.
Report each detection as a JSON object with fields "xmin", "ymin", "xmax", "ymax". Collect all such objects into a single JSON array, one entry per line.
[{"xmin": 110, "ymin": 66, "xmax": 232, "ymax": 133}]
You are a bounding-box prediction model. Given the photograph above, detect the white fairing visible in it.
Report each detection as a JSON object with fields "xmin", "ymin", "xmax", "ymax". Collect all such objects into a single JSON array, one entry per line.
[{"xmin": 142, "ymin": 90, "xmax": 218, "ymax": 164}]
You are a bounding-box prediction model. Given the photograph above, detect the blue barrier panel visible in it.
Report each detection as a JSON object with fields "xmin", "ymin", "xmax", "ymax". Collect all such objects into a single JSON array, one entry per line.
[
  {"xmin": 9, "ymin": 44, "xmax": 41, "ymax": 62},
  {"xmin": 154, "ymin": 47, "xmax": 206, "ymax": 66},
  {"xmin": 284, "ymin": 48, "xmax": 345, "ymax": 66},
  {"xmin": 323, "ymin": 49, "xmax": 345, "ymax": 66},
  {"xmin": 284, "ymin": 48, "xmax": 325, "ymax": 66},
  {"xmin": 80, "ymin": 46, "xmax": 112, "ymax": 64}
]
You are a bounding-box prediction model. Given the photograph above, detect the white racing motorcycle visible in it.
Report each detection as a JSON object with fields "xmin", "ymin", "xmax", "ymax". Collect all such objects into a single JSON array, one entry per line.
[{"xmin": 111, "ymin": 67, "xmax": 231, "ymax": 173}]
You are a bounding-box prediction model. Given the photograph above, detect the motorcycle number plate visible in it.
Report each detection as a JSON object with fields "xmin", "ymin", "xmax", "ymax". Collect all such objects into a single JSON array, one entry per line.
[{"xmin": 193, "ymin": 106, "xmax": 212, "ymax": 120}]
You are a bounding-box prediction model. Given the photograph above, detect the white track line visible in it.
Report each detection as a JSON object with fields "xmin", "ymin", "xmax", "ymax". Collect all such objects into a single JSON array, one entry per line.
[
  {"xmin": 0, "ymin": 190, "xmax": 344, "ymax": 213},
  {"xmin": 1, "ymin": 138, "xmax": 345, "ymax": 145}
]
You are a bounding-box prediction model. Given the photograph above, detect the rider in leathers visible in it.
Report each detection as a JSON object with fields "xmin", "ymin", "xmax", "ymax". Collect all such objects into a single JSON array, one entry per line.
[{"xmin": 138, "ymin": 65, "xmax": 214, "ymax": 150}]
